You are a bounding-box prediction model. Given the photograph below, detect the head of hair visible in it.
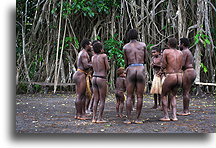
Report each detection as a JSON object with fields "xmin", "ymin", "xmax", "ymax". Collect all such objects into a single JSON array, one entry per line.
[
  {"xmin": 117, "ymin": 67, "xmax": 125, "ymax": 76},
  {"xmin": 168, "ymin": 38, "xmax": 177, "ymax": 48},
  {"xmin": 151, "ymin": 46, "xmax": 161, "ymax": 53},
  {"xmin": 81, "ymin": 39, "xmax": 91, "ymax": 49},
  {"xmin": 127, "ymin": 29, "xmax": 138, "ymax": 40},
  {"xmin": 92, "ymin": 40, "xmax": 100, "ymax": 46},
  {"xmin": 93, "ymin": 42, "xmax": 103, "ymax": 53},
  {"xmin": 180, "ymin": 38, "xmax": 190, "ymax": 47}
]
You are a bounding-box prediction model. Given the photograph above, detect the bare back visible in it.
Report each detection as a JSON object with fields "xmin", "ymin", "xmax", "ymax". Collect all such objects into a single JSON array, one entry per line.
[
  {"xmin": 162, "ymin": 49, "xmax": 183, "ymax": 73},
  {"xmin": 92, "ymin": 54, "xmax": 110, "ymax": 77},
  {"xmin": 116, "ymin": 77, "xmax": 126, "ymax": 92},
  {"xmin": 152, "ymin": 55, "xmax": 162, "ymax": 74},
  {"xmin": 181, "ymin": 49, "xmax": 194, "ymax": 70},
  {"xmin": 123, "ymin": 41, "xmax": 146, "ymax": 66}
]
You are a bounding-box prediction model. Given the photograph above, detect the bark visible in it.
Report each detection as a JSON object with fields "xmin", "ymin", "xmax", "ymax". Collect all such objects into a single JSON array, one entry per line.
[{"xmin": 194, "ymin": 0, "xmax": 204, "ymax": 83}]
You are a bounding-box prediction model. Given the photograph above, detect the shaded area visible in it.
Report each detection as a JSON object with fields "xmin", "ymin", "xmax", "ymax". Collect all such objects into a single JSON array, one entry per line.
[{"xmin": 16, "ymin": 93, "xmax": 215, "ymax": 133}]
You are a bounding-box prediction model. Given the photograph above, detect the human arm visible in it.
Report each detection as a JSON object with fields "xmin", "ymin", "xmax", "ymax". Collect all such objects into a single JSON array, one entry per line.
[
  {"xmin": 104, "ymin": 54, "xmax": 110, "ymax": 71},
  {"xmin": 81, "ymin": 53, "xmax": 92, "ymax": 70},
  {"xmin": 123, "ymin": 48, "xmax": 128, "ymax": 67}
]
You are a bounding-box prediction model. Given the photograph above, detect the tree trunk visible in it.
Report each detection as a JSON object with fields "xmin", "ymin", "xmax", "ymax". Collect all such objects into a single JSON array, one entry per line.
[{"xmin": 194, "ymin": 0, "xmax": 204, "ymax": 83}]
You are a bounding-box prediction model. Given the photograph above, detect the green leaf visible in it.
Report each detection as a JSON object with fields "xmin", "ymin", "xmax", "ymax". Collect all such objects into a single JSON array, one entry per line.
[{"xmin": 204, "ymin": 39, "xmax": 211, "ymax": 45}]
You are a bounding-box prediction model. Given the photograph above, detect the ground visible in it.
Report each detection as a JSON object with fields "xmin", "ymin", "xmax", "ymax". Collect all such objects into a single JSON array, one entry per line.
[{"xmin": 16, "ymin": 93, "xmax": 216, "ymax": 133}]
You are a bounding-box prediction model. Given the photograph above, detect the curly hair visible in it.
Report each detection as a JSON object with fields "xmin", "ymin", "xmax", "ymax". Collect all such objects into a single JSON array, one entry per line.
[{"xmin": 117, "ymin": 67, "xmax": 125, "ymax": 76}]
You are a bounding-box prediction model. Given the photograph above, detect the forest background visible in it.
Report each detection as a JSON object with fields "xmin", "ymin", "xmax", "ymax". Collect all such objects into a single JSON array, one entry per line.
[{"xmin": 16, "ymin": 0, "xmax": 216, "ymax": 94}]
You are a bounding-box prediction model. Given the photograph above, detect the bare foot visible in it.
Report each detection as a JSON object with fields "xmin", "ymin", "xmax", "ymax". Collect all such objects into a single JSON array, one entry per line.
[
  {"xmin": 134, "ymin": 120, "xmax": 143, "ymax": 124},
  {"xmin": 170, "ymin": 118, "xmax": 178, "ymax": 121},
  {"xmin": 177, "ymin": 112, "xmax": 191, "ymax": 116},
  {"xmin": 77, "ymin": 116, "xmax": 91, "ymax": 120},
  {"xmin": 159, "ymin": 117, "xmax": 170, "ymax": 121},
  {"xmin": 116, "ymin": 114, "xmax": 120, "ymax": 117},
  {"xmin": 96, "ymin": 119, "xmax": 108, "ymax": 123},
  {"xmin": 92, "ymin": 119, "xmax": 97, "ymax": 123},
  {"xmin": 123, "ymin": 120, "xmax": 132, "ymax": 124}
]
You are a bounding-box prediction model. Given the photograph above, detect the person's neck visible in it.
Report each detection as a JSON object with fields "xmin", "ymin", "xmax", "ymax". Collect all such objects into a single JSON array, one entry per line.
[
  {"xmin": 182, "ymin": 47, "xmax": 188, "ymax": 50},
  {"xmin": 130, "ymin": 39, "xmax": 137, "ymax": 42}
]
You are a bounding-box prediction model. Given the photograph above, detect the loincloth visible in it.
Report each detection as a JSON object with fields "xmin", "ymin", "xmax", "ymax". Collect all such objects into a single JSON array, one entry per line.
[
  {"xmin": 150, "ymin": 75, "xmax": 163, "ymax": 94},
  {"xmin": 128, "ymin": 64, "xmax": 144, "ymax": 67},
  {"xmin": 77, "ymin": 68, "xmax": 88, "ymax": 75},
  {"xmin": 85, "ymin": 73, "xmax": 92, "ymax": 99},
  {"xmin": 165, "ymin": 72, "xmax": 183, "ymax": 86},
  {"xmin": 93, "ymin": 75, "xmax": 107, "ymax": 79}
]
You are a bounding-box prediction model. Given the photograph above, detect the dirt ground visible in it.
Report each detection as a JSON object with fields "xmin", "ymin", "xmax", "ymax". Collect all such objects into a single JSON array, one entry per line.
[{"xmin": 16, "ymin": 93, "xmax": 216, "ymax": 133}]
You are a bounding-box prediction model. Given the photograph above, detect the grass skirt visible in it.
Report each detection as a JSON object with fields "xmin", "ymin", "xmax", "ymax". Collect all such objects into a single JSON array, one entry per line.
[{"xmin": 150, "ymin": 75, "xmax": 163, "ymax": 94}]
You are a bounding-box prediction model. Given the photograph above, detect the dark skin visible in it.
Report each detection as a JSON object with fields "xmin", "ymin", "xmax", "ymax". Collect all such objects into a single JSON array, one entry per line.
[
  {"xmin": 177, "ymin": 44, "xmax": 196, "ymax": 116},
  {"xmin": 86, "ymin": 41, "xmax": 102, "ymax": 114},
  {"xmin": 115, "ymin": 73, "xmax": 126, "ymax": 118},
  {"xmin": 91, "ymin": 51, "xmax": 110, "ymax": 123},
  {"xmin": 123, "ymin": 40, "xmax": 147, "ymax": 124},
  {"xmin": 159, "ymin": 45, "xmax": 183, "ymax": 121},
  {"xmin": 73, "ymin": 43, "xmax": 92, "ymax": 120},
  {"xmin": 151, "ymin": 50, "xmax": 162, "ymax": 109}
]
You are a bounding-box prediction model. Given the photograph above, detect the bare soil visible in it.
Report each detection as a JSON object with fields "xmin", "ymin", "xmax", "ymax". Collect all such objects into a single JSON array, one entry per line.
[{"xmin": 16, "ymin": 93, "xmax": 216, "ymax": 133}]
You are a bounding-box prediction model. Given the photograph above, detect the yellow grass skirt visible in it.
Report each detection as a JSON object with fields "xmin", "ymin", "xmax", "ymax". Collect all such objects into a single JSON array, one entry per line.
[
  {"xmin": 85, "ymin": 73, "xmax": 92, "ymax": 99},
  {"xmin": 150, "ymin": 75, "xmax": 163, "ymax": 94}
]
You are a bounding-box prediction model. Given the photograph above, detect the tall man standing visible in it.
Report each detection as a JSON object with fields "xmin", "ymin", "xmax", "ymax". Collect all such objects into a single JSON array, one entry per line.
[
  {"xmin": 159, "ymin": 38, "xmax": 183, "ymax": 121},
  {"xmin": 177, "ymin": 38, "xmax": 196, "ymax": 116},
  {"xmin": 73, "ymin": 39, "xmax": 92, "ymax": 120},
  {"xmin": 123, "ymin": 29, "xmax": 147, "ymax": 124}
]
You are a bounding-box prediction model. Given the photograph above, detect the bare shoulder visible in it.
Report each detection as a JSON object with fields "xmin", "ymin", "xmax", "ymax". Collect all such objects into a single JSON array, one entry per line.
[
  {"xmin": 163, "ymin": 49, "xmax": 169, "ymax": 54},
  {"xmin": 82, "ymin": 50, "xmax": 89, "ymax": 57},
  {"xmin": 123, "ymin": 43, "xmax": 130, "ymax": 50},
  {"xmin": 177, "ymin": 50, "xmax": 183, "ymax": 55},
  {"xmin": 101, "ymin": 53, "xmax": 108, "ymax": 58},
  {"xmin": 139, "ymin": 42, "xmax": 146, "ymax": 47}
]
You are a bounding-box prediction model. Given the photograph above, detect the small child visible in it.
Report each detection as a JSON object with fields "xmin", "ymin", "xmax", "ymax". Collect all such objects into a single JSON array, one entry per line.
[
  {"xmin": 115, "ymin": 67, "xmax": 126, "ymax": 118},
  {"xmin": 150, "ymin": 47, "xmax": 163, "ymax": 109}
]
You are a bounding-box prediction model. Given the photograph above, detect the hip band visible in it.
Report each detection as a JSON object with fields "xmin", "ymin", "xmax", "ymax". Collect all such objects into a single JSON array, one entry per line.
[{"xmin": 129, "ymin": 64, "xmax": 144, "ymax": 67}]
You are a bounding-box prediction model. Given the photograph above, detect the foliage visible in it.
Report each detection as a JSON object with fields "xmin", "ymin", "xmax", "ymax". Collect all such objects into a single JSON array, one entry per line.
[
  {"xmin": 104, "ymin": 37, "xmax": 125, "ymax": 68},
  {"xmin": 53, "ymin": 0, "xmax": 120, "ymax": 18},
  {"xmin": 194, "ymin": 31, "xmax": 211, "ymax": 47},
  {"xmin": 200, "ymin": 63, "xmax": 208, "ymax": 73},
  {"xmin": 147, "ymin": 44, "xmax": 155, "ymax": 50}
]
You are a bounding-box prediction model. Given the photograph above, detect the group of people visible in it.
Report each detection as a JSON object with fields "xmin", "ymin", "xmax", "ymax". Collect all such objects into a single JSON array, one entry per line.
[{"xmin": 72, "ymin": 29, "xmax": 196, "ymax": 124}]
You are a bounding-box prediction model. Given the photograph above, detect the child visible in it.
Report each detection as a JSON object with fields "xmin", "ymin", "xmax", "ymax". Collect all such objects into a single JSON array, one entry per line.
[
  {"xmin": 150, "ymin": 47, "xmax": 162, "ymax": 109},
  {"xmin": 91, "ymin": 42, "xmax": 110, "ymax": 123},
  {"xmin": 115, "ymin": 67, "xmax": 126, "ymax": 118}
]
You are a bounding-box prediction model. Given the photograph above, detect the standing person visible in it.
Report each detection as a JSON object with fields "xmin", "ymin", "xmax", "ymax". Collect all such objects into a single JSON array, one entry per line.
[
  {"xmin": 73, "ymin": 39, "xmax": 92, "ymax": 120},
  {"xmin": 91, "ymin": 42, "xmax": 110, "ymax": 123},
  {"xmin": 123, "ymin": 29, "xmax": 147, "ymax": 124},
  {"xmin": 150, "ymin": 47, "xmax": 163, "ymax": 109},
  {"xmin": 115, "ymin": 67, "xmax": 126, "ymax": 118},
  {"xmin": 159, "ymin": 38, "xmax": 183, "ymax": 121},
  {"xmin": 177, "ymin": 38, "xmax": 196, "ymax": 116},
  {"xmin": 86, "ymin": 40, "xmax": 101, "ymax": 114}
]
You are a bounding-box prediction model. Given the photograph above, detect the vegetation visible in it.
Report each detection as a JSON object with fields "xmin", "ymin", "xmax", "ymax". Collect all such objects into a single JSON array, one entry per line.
[{"xmin": 16, "ymin": 0, "xmax": 216, "ymax": 93}]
